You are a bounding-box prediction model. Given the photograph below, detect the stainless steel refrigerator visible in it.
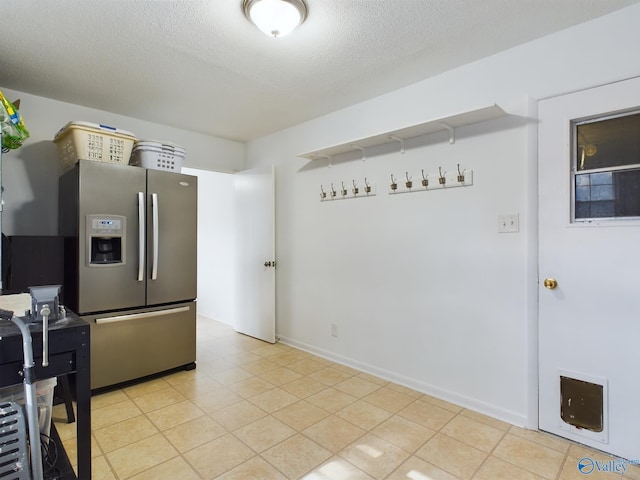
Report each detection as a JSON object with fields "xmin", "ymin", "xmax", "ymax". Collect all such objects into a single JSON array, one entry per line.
[{"xmin": 59, "ymin": 160, "xmax": 197, "ymax": 389}]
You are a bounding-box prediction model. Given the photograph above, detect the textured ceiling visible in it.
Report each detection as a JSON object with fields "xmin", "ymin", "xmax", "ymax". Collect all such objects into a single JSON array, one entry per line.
[{"xmin": 1, "ymin": 0, "xmax": 638, "ymax": 142}]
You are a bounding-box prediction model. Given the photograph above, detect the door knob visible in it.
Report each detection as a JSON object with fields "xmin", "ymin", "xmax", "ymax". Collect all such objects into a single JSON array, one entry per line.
[
  {"xmin": 264, "ymin": 261, "xmax": 271, "ymax": 267},
  {"xmin": 543, "ymin": 278, "xmax": 558, "ymax": 289}
]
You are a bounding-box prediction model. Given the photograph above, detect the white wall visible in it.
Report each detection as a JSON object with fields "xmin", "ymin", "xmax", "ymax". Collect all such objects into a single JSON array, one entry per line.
[
  {"xmin": 183, "ymin": 167, "xmax": 236, "ymax": 325},
  {"xmin": 0, "ymin": 90, "xmax": 241, "ymax": 323},
  {"xmin": 0, "ymin": 88, "xmax": 245, "ymax": 236},
  {"xmin": 245, "ymin": 4, "xmax": 640, "ymax": 427}
]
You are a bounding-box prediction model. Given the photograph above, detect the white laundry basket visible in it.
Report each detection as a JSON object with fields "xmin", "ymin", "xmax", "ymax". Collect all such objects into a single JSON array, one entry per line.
[{"xmin": 130, "ymin": 140, "xmax": 186, "ymax": 172}]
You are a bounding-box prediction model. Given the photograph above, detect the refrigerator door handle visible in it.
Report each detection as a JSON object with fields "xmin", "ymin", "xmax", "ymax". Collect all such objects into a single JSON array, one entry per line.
[
  {"xmin": 95, "ymin": 306, "xmax": 190, "ymax": 324},
  {"xmin": 152, "ymin": 193, "xmax": 159, "ymax": 280},
  {"xmin": 137, "ymin": 192, "xmax": 145, "ymax": 282}
]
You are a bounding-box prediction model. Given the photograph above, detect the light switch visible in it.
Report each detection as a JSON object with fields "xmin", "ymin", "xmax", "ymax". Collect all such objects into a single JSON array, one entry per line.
[{"xmin": 498, "ymin": 214, "xmax": 519, "ymax": 233}]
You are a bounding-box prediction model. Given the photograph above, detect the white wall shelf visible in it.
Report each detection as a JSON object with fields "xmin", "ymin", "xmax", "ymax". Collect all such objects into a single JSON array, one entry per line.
[{"xmin": 298, "ymin": 104, "xmax": 506, "ymax": 161}]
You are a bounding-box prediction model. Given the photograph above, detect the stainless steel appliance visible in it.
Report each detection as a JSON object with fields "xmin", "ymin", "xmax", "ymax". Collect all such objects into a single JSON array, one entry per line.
[{"xmin": 59, "ymin": 160, "xmax": 197, "ymax": 389}]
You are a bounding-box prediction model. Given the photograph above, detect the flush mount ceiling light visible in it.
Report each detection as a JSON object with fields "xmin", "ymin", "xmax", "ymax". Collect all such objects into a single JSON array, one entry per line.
[{"xmin": 243, "ymin": 0, "xmax": 307, "ymax": 37}]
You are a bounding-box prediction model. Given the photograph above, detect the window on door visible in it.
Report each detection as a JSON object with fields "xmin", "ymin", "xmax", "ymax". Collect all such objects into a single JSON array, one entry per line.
[{"xmin": 572, "ymin": 110, "xmax": 640, "ymax": 221}]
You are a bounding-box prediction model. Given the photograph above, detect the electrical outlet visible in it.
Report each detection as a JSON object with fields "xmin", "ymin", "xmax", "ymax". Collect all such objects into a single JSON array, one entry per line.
[
  {"xmin": 331, "ymin": 324, "xmax": 338, "ymax": 337},
  {"xmin": 498, "ymin": 214, "xmax": 520, "ymax": 233}
]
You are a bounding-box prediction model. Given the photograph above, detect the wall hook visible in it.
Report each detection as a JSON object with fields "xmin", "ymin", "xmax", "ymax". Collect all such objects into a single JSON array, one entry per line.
[
  {"xmin": 388, "ymin": 135, "xmax": 405, "ymax": 154},
  {"xmin": 421, "ymin": 169, "xmax": 429, "ymax": 187},
  {"xmin": 457, "ymin": 163, "xmax": 465, "ymax": 183},
  {"xmin": 440, "ymin": 122, "xmax": 455, "ymax": 144},
  {"xmin": 320, "ymin": 185, "xmax": 327, "ymax": 199},
  {"xmin": 351, "ymin": 144, "xmax": 366, "ymax": 161},
  {"xmin": 330, "ymin": 183, "xmax": 337, "ymax": 197},
  {"xmin": 438, "ymin": 166, "xmax": 446, "ymax": 185},
  {"xmin": 364, "ymin": 178, "xmax": 372, "ymax": 194},
  {"xmin": 341, "ymin": 181, "xmax": 348, "ymax": 197},
  {"xmin": 405, "ymin": 171, "xmax": 413, "ymax": 189},
  {"xmin": 390, "ymin": 174, "xmax": 398, "ymax": 191},
  {"xmin": 352, "ymin": 179, "xmax": 359, "ymax": 195}
]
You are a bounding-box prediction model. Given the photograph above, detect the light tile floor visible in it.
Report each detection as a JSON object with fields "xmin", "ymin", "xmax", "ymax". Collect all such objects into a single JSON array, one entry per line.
[{"xmin": 53, "ymin": 316, "xmax": 640, "ymax": 480}]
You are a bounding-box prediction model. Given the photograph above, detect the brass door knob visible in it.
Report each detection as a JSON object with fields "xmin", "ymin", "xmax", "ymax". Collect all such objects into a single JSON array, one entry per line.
[{"xmin": 543, "ymin": 278, "xmax": 558, "ymax": 289}]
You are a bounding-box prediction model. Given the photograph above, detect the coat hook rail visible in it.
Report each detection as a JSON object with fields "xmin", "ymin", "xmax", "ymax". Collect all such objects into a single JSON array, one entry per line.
[
  {"xmin": 320, "ymin": 178, "xmax": 376, "ymax": 201},
  {"xmin": 389, "ymin": 168, "xmax": 473, "ymax": 194}
]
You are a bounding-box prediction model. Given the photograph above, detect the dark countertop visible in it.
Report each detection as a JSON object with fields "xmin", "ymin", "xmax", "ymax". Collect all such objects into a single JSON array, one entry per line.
[{"xmin": 0, "ymin": 306, "xmax": 91, "ymax": 480}]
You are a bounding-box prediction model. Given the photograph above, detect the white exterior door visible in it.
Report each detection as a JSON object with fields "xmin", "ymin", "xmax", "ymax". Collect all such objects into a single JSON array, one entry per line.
[
  {"xmin": 538, "ymin": 77, "xmax": 640, "ymax": 460},
  {"xmin": 234, "ymin": 165, "xmax": 276, "ymax": 343}
]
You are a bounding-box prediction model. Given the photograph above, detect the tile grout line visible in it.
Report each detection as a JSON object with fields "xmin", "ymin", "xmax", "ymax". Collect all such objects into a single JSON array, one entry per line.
[
  {"xmin": 218, "ymin": 369, "xmax": 406, "ymax": 479},
  {"xmin": 466, "ymin": 420, "xmax": 510, "ymax": 480},
  {"xmin": 81, "ymin": 317, "xmax": 611, "ymax": 480}
]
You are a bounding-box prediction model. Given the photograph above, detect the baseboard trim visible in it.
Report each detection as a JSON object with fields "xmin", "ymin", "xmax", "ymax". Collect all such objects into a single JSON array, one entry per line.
[{"xmin": 278, "ymin": 335, "xmax": 528, "ymax": 428}]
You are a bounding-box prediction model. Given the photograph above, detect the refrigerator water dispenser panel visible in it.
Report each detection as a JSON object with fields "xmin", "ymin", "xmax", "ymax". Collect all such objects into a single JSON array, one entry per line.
[{"xmin": 86, "ymin": 214, "xmax": 126, "ymax": 266}]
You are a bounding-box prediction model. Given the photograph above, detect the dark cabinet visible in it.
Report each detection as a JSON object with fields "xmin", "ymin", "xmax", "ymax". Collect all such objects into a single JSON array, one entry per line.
[{"xmin": 5, "ymin": 236, "xmax": 64, "ymax": 295}]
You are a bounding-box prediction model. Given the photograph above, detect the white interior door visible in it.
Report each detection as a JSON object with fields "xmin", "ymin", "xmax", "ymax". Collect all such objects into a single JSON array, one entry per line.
[
  {"xmin": 234, "ymin": 165, "xmax": 276, "ymax": 343},
  {"xmin": 538, "ymin": 77, "xmax": 640, "ymax": 460}
]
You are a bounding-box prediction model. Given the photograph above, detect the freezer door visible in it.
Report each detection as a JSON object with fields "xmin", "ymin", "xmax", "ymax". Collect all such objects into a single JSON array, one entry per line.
[
  {"xmin": 146, "ymin": 169, "xmax": 197, "ymax": 305},
  {"xmin": 77, "ymin": 162, "xmax": 147, "ymax": 313},
  {"xmin": 87, "ymin": 301, "xmax": 197, "ymax": 389}
]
